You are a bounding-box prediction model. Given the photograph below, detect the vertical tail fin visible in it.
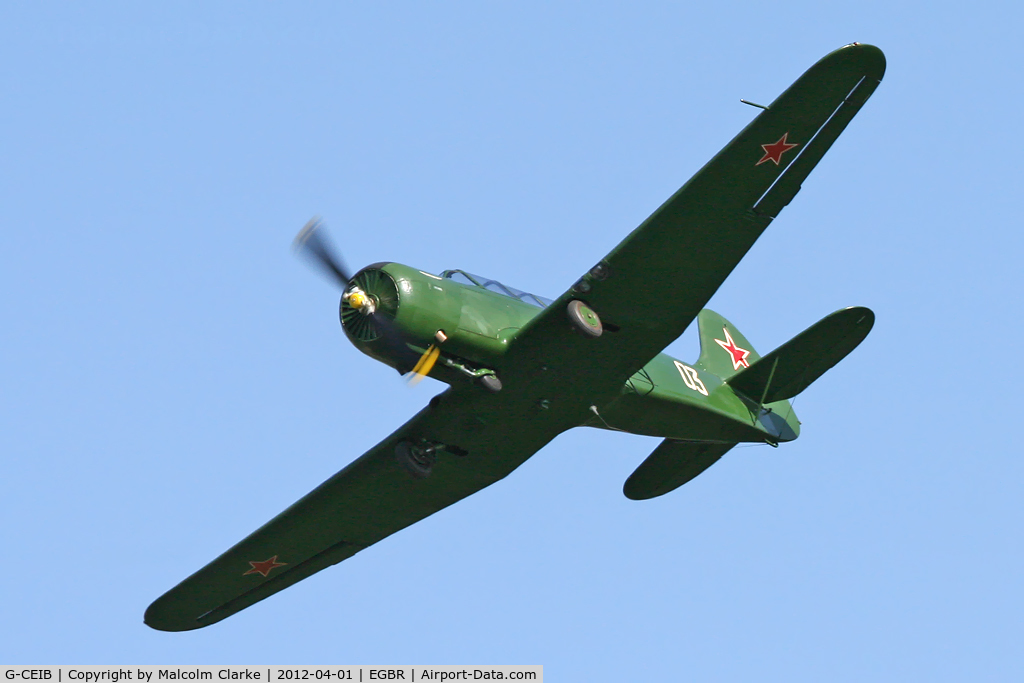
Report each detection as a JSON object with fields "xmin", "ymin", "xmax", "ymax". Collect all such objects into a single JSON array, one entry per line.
[
  {"xmin": 695, "ymin": 308, "xmax": 800, "ymax": 443},
  {"xmin": 695, "ymin": 309, "xmax": 761, "ymax": 380}
]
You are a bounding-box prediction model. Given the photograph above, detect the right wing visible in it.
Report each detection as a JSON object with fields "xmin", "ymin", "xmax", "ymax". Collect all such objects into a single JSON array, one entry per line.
[
  {"xmin": 145, "ymin": 387, "xmax": 567, "ymax": 631},
  {"xmin": 505, "ymin": 44, "xmax": 885, "ymax": 397}
]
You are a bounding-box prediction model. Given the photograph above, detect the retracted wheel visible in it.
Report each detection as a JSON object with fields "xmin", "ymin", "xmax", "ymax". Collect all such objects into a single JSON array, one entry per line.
[
  {"xmin": 567, "ymin": 300, "xmax": 603, "ymax": 337},
  {"xmin": 395, "ymin": 440, "xmax": 436, "ymax": 479},
  {"xmin": 478, "ymin": 373, "xmax": 502, "ymax": 393}
]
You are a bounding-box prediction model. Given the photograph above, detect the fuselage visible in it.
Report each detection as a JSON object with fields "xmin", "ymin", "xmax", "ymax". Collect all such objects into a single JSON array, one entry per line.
[{"xmin": 342, "ymin": 262, "xmax": 798, "ymax": 445}]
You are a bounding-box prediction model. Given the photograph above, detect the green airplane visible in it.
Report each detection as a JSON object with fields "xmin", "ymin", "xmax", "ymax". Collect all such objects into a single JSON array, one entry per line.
[{"xmin": 146, "ymin": 43, "xmax": 885, "ymax": 632}]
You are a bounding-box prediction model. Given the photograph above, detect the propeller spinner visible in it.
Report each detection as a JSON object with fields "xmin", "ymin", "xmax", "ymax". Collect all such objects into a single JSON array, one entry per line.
[{"xmin": 292, "ymin": 217, "xmax": 441, "ymax": 382}]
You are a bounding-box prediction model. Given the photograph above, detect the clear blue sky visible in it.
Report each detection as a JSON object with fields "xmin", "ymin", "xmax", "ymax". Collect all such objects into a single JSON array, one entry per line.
[{"xmin": 3, "ymin": 1, "xmax": 1021, "ymax": 678}]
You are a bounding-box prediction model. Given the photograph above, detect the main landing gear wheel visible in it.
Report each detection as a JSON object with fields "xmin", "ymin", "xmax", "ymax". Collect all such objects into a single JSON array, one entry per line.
[
  {"xmin": 567, "ymin": 300, "xmax": 603, "ymax": 337},
  {"xmin": 395, "ymin": 441, "xmax": 437, "ymax": 479},
  {"xmin": 478, "ymin": 374, "xmax": 502, "ymax": 393}
]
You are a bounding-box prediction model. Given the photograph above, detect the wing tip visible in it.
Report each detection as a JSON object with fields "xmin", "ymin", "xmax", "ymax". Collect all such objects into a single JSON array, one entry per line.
[
  {"xmin": 622, "ymin": 476, "xmax": 658, "ymax": 501},
  {"xmin": 834, "ymin": 305, "xmax": 876, "ymax": 330},
  {"xmin": 834, "ymin": 42, "xmax": 887, "ymax": 80},
  {"xmin": 144, "ymin": 597, "xmax": 207, "ymax": 632}
]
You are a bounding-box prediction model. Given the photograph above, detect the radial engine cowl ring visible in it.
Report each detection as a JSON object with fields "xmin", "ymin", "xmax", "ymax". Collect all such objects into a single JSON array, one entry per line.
[{"xmin": 340, "ymin": 267, "xmax": 400, "ymax": 342}]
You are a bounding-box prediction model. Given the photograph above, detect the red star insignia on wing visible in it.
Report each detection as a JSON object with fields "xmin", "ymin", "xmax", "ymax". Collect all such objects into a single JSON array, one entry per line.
[
  {"xmin": 756, "ymin": 132, "xmax": 799, "ymax": 166},
  {"xmin": 714, "ymin": 328, "xmax": 751, "ymax": 370},
  {"xmin": 243, "ymin": 555, "xmax": 287, "ymax": 577}
]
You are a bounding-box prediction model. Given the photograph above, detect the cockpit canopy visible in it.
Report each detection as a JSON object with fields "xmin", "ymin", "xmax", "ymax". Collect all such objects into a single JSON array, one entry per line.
[{"xmin": 441, "ymin": 270, "xmax": 553, "ymax": 308}]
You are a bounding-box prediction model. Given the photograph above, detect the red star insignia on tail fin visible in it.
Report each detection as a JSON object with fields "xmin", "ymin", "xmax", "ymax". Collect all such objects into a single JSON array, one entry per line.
[
  {"xmin": 756, "ymin": 132, "xmax": 799, "ymax": 166},
  {"xmin": 244, "ymin": 555, "xmax": 287, "ymax": 577},
  {"xmin": 714, "ymin": 328, "xmax": 751, "ymax": 370}
]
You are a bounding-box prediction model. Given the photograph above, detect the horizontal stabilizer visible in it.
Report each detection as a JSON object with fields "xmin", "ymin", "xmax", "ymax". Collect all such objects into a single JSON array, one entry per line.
[
  {"xmin": 624, "ymin": 440, "xmax": 736, "ymax": 500},
  {"xmin": 727, "ymin": 306, "xmax": 874, "ymax": 404}
]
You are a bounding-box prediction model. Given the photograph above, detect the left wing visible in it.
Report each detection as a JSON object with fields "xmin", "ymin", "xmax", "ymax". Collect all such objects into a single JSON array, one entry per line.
[
  {"xmin": 503, "ymin": 44, "xmax": 885, "ymax": 400},
  {"xmin": 145, "ymin": 387, "xmax": 573, "ymax": 631}
]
